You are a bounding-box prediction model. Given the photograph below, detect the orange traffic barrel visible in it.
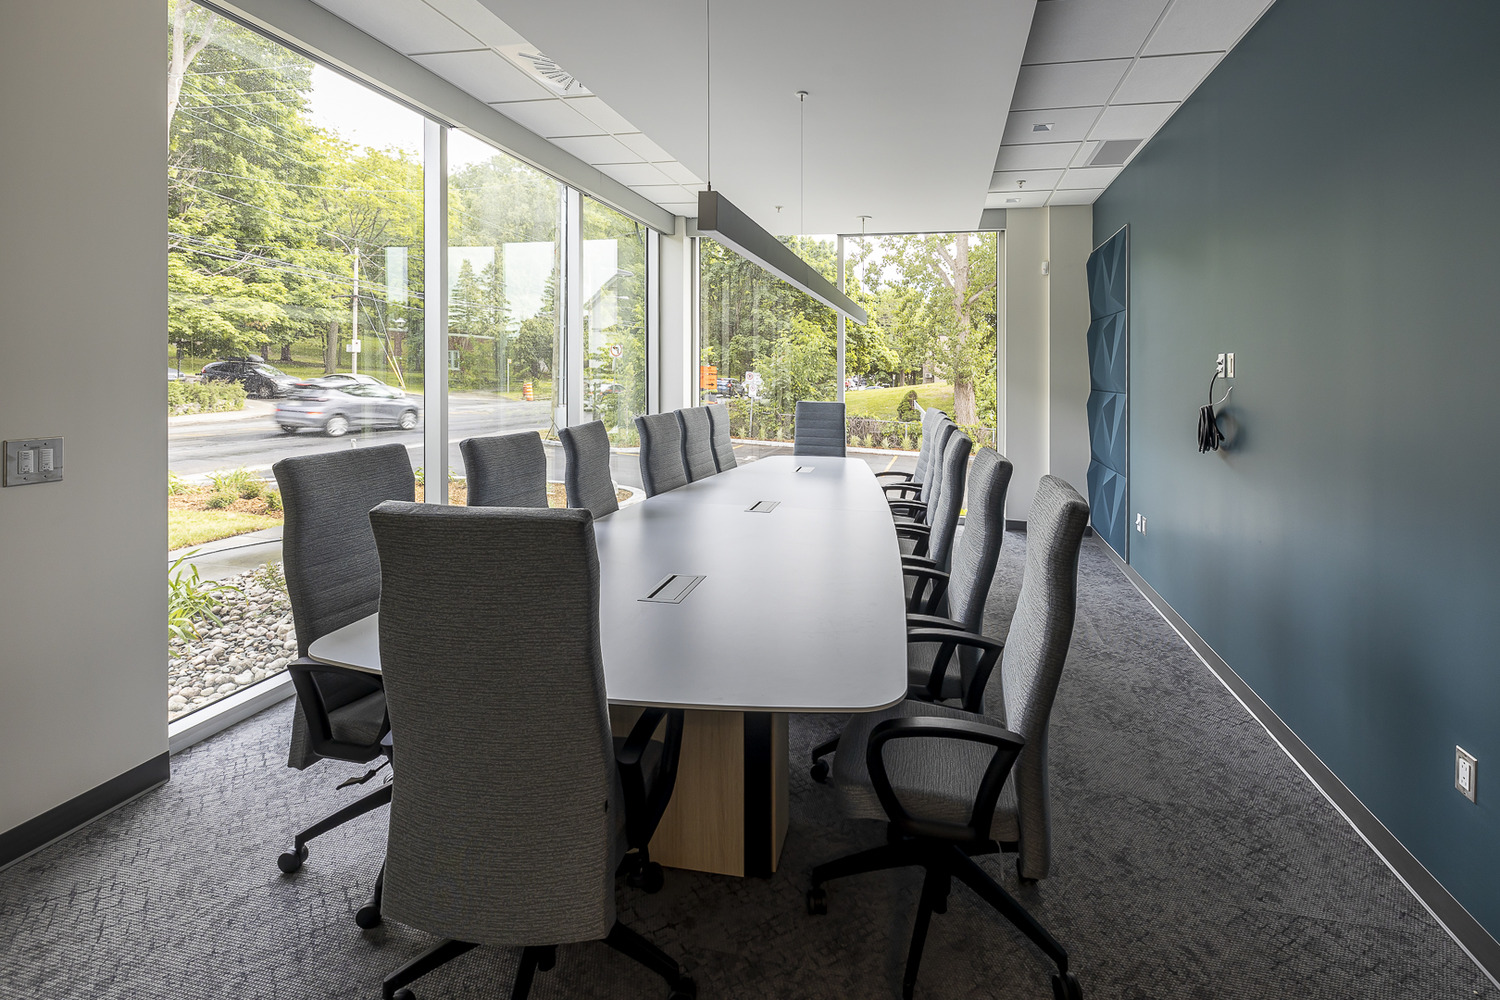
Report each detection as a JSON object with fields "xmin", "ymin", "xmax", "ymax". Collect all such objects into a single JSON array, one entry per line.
[{"xmin": 522, "ymin": 381, "xmax": 534, "ymax": 401}]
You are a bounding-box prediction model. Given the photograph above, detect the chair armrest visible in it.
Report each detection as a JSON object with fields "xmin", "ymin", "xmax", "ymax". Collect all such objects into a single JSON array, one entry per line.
[
  {"xmin": 882, "ymin": 482, "xmax": 923, "ymax": 498},
  {"xmin": 902, "ymin": 566, "xmax": 950, "ymax": 615},
  {"xmin": 906, "ymin": 613, "xmax": 967, "ymax": 632},
  {"xmin": 615, "ymin": 708, "xmax": 685, "ymax": 849},
  {"xmin": 866, "ymin": 715, "xmax": 1025, "ymax": 843},
  {"xmin": 895, "ymin": 524, "xmax": 931, "ymax": 557},
  {"xmin": 888, "ymin": 500, "xmax": 928, "ymax": 520},
  {"xmin": 287, "ymin": 658, "xmax": 389, "ymax": 762},
  {"xmin": 905, "ymin": 628, "xmax": 1005, "ymax": 710},
  {"xmin": 875, "ymin": 471, "xmax": 915, "ymax": 482}
]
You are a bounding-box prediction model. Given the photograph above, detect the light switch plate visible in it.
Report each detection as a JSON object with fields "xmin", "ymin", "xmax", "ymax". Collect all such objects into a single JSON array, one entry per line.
[
  {"xmin": 4, "ymin": 437, "xmax": 64, "ymax": 486},
  {"xmin": 1456, "ymin": 746, "xmax": 1478, "ymax": 803}
]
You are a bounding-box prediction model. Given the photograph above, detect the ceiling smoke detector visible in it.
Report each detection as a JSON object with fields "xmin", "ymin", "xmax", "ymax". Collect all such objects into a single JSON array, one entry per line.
[{"xmin": 498, "ymin": 45, "xmax": 591, "ymax": 95}]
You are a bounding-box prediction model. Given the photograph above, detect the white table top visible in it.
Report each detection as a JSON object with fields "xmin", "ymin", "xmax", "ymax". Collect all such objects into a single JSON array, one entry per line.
[{"xmin": 308, "ymin": 455, "xmax": 908, "ymax": 714}]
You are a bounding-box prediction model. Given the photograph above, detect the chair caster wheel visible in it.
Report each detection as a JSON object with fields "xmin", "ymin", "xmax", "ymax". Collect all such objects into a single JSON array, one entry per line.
[
  {"xmin": 355, "ymin": 903, "xmax": 382, "ymax": 929},
  {"xmin": 627, "ymin": 860, "xmax": 665, "ymax": 894},
  {"xmin": 668, "ymin": 974, "xmax": 697, "ymax": 999},
  {"xmin": 392, "ymin": 989, "xmax": 416, "ymax": 1000},
  {"xmin": 806, "ymin": 886, "xmax": 828, "ymax": 915},
  {"xmin": 1051, "ymin": 971, "xmax": 1081, "ymax": 1000},
  {"xmin": 277, "ymin": 845, "xmax": 308, "ymax": 873},
  {"xmin": 810, "ymin": 760, "xmax": 830, "ymax": 783}
]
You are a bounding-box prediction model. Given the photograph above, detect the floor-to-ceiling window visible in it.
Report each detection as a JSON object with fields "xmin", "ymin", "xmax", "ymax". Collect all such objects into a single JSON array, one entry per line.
[
  {"xmin": 166, "ymin": 0, "xmax": 423, "ymax": 721},
  {"xmin": 582, "ymin": 198, "xmax": 648, "ymax": 446},
  {"xmin": 445, "ymin": 131, "xmax": 564, "ymax": 500}
]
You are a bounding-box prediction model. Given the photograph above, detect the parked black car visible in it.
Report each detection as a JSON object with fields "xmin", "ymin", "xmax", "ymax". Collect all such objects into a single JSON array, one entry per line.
[{"xmin": 199, "ymin": 359, "xmax": 299, "ymax": 398}]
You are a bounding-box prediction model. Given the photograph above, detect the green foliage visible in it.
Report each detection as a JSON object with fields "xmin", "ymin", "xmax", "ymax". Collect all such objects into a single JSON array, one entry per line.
[
  {"xmin": 168, "ymin": 470, "xmax": 192, "ymax": 495},
  {"xmin": 168, "ymin": 379, "xmax": 247, "ymax": 415},
  {"xmin": 237, "ymin": 480, "xmax": 264, "ymax": 500},
  {"xmin": 204, "ymin": 492, "xmax": 236, "ymax": 509},
  {"xmin": 167, "ymin": 550, "xmax": 239, "ymax": 642},
  {"xmin": 264, "ymin": 489, "xmax": 282, "ymax": 512},
  {"xmin": 896, "ymin": 390, "xmax": 919, "ymax": 422},
  {"xmin": 249, "ymin": 560, "xmax": 286, "ymax": 592},
  {"xmin": 207, "ymin": 467, "xmax": 259, "ymax": 494}
]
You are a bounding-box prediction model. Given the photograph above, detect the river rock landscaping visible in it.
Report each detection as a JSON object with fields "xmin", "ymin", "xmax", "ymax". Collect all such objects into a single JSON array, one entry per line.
[{"xmin": 169, "ymin": 562, "xmax": 294, "ymax": 722}]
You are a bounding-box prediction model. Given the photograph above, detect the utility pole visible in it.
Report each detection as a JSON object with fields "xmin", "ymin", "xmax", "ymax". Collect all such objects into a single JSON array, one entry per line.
[{"xmin": 350, "ymin": 247, "xmax": 360, "ymax": 377}]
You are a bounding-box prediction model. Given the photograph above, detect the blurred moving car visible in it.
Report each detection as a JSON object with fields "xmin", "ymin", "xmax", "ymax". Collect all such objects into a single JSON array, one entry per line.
[
  {"xmin": 200, "ymin": 359, "xmax": 299, "ymax": 398},
  {"xmin": 300, "ymin": 372, "xmax": 384, "ymax": 390},
  {"xmin": 274, "ymin": 382, "xmax": 419, "ymax": 437},
  {"xmin": 582, "ymin": 380, "xmax": 624, "ymax": 412}
]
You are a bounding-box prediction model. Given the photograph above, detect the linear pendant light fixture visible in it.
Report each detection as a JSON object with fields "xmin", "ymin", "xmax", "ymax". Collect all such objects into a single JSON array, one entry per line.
[{"xmin": 693, "ymin": 1, "xmax": 867, "ymax": 324}]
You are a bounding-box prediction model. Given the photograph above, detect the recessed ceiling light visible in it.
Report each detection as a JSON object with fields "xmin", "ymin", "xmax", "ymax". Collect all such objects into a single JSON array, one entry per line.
[{"xmin": 1032, "ymin": 123, "xmax": 1054, "ymax": 133}]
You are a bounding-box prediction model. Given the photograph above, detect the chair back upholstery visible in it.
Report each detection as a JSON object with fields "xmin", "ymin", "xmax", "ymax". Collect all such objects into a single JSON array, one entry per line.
[
  {"xmin": 370, "ymin": 502, "xmax": 619, "ymax": 946},
  {"xmin": 982, "ymin": 475, "xmax": 1089, "ymax": 879},
  {"xmin": 706, "ymin": 403, "xmax": 737, "ymax": 471},
  {"xmin": 273, "ymin": 443, "xmax": 413, "ymax": 768},
  {"xmin": 635, "ymin": 412, "xmax": 689, "ymax": 495},
  {"xmin": 911, "ymin": 406, "xmax": 948, "ymax": 485},
  {"xmin": 558, "ymin": 421, "xmax": 619, "ymax": 519},
  {"xmin": 924, "ymin": 430, "xmax": 971, "ymax": 572},
  {"xmin": 460, "ymin": 431, "xmax": 548, "ymax": 508},
  {"xmin": 945, "ymin": 447, "xmax": 1014, "ymax": 632},
  {"xmin": 920, "ymin": 420, "xmax": 958, "ymax": 523},
  {"xmin": 792, "ymin": 401, "xmax": 847, "ymax": 457},
  {"xmin": 677, "ymin": 406, "xmax": 718, "ymax": 481}
]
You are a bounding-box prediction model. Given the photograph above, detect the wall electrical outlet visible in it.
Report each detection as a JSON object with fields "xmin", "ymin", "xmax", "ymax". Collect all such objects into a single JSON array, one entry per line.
[
  {"xmin": 1135, "ymin": 513, "xmax": 1147, "ymax": 535},
  {"xmin": 1456, "ymin": 746, "xmax": 1478, "ymax": 803}
]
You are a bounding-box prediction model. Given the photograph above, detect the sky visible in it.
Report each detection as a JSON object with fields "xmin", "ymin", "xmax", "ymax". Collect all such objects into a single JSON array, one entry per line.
[{"xmin": 308, "ymin": 64, "xmax": 495, "ymax": 169}]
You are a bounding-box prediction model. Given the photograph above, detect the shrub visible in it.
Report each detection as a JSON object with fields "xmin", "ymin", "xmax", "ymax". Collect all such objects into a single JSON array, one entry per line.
[
  {"xmin": 168, "ymin": 380, "xmax": 247, "ymax": 416},
  {"xmin": 264, "ymin": 489, "xmax": 282, "ymax": 513},
  {"xmin": 168, "ymin": 551, "xmax": 239, "ymax": 642},
  {"xmin": 237, "ymin": 480, "xmax": 264, "ymax": 500},
  {"xmin": 204, "ymin": 492, "xmax": 236, "ymax": 509},
  {"xmin": 167, "ymin": 470, "xmax": 191, "ymax": 495},
  {"xmin": 208, "ymin": 467, "xmax": 258, "ymax": 494},
  {"xmin": 895, "ymin": 390, "xmax": 920, "ymax": 422}
]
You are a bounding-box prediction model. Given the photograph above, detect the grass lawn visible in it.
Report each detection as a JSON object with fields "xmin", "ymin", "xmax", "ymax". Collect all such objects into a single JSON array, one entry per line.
[
  {"xmin": 169, "ymin": 509, "xmax": 282, "ymax": 550},
  {"xmin": 844, "ymin": 383, "xmax": 954, "ymax": 420}
]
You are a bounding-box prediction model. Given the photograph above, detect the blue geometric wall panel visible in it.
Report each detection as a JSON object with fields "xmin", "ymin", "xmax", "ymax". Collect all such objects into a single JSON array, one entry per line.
[
  {"xmin": 1085, "ymin": 225, "xmax": 1128, "ymax": 557},
  {"xmin": 1087, "ymin": 460, "xmax": 1129, "ymax": 557},
  {"xmin": 1087, "ymin": 313, "xmax": 1128, "ymax": 392},
  {"xmin": 1088, "ymin": 390, "xmax": 1129, "ymax": 472}
]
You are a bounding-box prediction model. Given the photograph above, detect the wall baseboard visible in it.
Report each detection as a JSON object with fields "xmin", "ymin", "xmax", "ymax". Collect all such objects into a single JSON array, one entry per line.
[
  {"xmin": 0, "ymin": 752, "xmax": 169, "ymax": 871},
  {"xmin": 1096, "ymin": 540, "xmax": 1500, "ymax": 989}
]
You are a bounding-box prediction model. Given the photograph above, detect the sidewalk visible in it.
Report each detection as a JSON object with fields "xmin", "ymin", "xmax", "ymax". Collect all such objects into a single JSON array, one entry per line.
[
  {"xmin": 168, "ymin": 399, "xmax": 277, "ymax": 426},
  {"xmin": 169, "ymin": 526, "xmax": 282, "ymax": 582}
]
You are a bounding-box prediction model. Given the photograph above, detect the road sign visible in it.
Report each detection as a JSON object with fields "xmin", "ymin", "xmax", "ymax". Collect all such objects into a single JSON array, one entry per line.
[
  {"xmin": 347, "ymin": 339, "xmax": 361, "ymax": 353},
  {"xmin": 608, "ymin": 343, "xmax": 622, "ymax": 359},
  {"xmin": 743, "ymin": 371, "xmax": 762, "ymax": 398}
]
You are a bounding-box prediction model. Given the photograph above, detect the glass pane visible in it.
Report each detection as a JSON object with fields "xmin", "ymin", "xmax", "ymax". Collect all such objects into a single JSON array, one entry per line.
[
  {"xmin": 845, "ymin": 232, "xmax": 999, "ymax": 454},
  {"xmin": 446, "ymin": 131, "xmax": 564, "ymax": 504},
  {"xmin": 698, "ymin": 236, "xmax": 838, "ymax": 459},
  {"xmin": 167, "ymin": 0, "xmax": 423, "ymax": 721},
  {"xmin": 581, "ymin": 198, "xmax": 648, "ymax": 482}
]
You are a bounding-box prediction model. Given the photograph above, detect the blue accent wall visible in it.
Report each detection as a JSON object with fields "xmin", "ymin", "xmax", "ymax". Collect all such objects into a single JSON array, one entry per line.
[{"xmin": 1094, "ymin": 0, "xmax": 1500, "ymax": 937}]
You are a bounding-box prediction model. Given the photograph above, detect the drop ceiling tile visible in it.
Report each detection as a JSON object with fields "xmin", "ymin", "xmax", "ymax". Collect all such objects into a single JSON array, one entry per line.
[
  {"xmin": 489, "ymin": 99, "xmax": 604, "ymax": 138},
  {"xmin": 1144, "ymin": 0, "xmax": 1275, "ymax": 56},
  {"xmin": 989, "ymin": 169, "xmax": 1065, "ymax": 193},
  {"xmin": 654, "ymin": 161, "xmax": 704, "ymax": 185},
  {"xmin": 995, "ymin": 142, "xmax": 1082, "ymax": 171},
  {"xmin": 312, "ymin": 0, "xmax": 479, "ymax": 54},
  {"xmin": 1048, "ymin": 189, "xmax": 1106, "ymax": 206},
  {"xmin": 985, "ymin": 190, "xmax": 1049, "ymax": 209},
  {"xmin": 1088, "ymin": 102, "xmax": 1179, "ymax": 140},
  {"xmin": 598, "ymin": 162, "xmax": 673, "ymax": 186},
  {"xmin": 1002, "ymin": 106, "xmax": 1103, "ymax": 145},
  {"xmin": 1022, "ymin": 0, "xmax": 1172, "ymax": 64},
  {"xmin": 659, "ymin": 202, "xmax": 698, "ymax": 217},
  {"xmin": 410, "ymin": 50, "xmax": 551, "ymax": 103},
  {"xmin": 550, "ymin": 134, "xmax": 637, "ymax": 162},
  {"xmin": 629, "ymin": 183, "xmax": 693, "ymax": 203},
  {"xmin": 565, "ymin": 97, "xmax": 637, "ymax": 134},
  {"xmin": 1057, "ymin": 166, "xmax": 1122, "ymax": 188},
  {"xmin": 420, "ymin": 0, "xmax": 525, "ymax": 50},
  {"xmin": 1011, "ymin": 60, "xmax": 1132, "ymax": 110},
  {"xmin": 1113, "ymin": 53, "xmax": 1221, "ymax": 104},
  {"xmin": 616, "ymin": 132, "xmax": 675, "ymax": 162}
]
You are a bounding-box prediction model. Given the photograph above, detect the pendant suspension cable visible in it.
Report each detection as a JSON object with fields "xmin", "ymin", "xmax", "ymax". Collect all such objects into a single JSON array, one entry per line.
[
  {"xmin": 797, "ymin": 90, "xmax": 807, "ymax": 236},
  {"xmin": 705, "ymin": 0, "xmax": 712, "ymax": 190}
]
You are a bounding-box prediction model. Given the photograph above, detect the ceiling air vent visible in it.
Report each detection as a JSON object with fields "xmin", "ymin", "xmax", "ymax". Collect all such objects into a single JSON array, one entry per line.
[
  {"xmin": 497, "ymin": 45, "xmax": 591, "ymax": 96},
  {"xmin": 1086, "ymin": 138, "xmax": 1143, "ymax": 167}
]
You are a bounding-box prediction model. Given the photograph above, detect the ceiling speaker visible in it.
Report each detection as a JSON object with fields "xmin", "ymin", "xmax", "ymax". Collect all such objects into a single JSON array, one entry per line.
[{"xmin": 1087, "ymin": 139, "xmax": 1143, "ymax": 167}]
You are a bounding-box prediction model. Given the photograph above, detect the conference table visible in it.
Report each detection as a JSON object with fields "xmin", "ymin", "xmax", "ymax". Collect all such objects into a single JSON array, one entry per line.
[{"xmin": 308, "ymin": 455, "xmax": 908, "ymax": 877}]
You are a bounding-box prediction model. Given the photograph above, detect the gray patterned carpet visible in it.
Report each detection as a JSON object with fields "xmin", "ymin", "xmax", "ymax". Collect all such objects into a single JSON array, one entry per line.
[{"xmin": 1, "ymin": 535, "xmax": 1493, "ymax": 1000}]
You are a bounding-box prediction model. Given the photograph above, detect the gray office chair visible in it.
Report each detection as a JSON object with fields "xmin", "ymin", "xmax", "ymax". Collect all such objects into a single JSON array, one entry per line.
[
  {"xmin": 272, "ymin": 443, "xmax": 412, "ymax": 927},
  {"xmin": 886, "ymin": 417, "xmax": 956, "ymax": 522},
  {"xmin": 875, "ymin": 406, "xmax": 947, "ymax": 491},
  {"xmin": 459, "ymin": 430, "xmax": 548, "ymax": 508},
  {"xmin": 558, "ymin": 420, "xmax": 619, "ymax": 519},
  {"xmin": 809, "ymin": 442, "xmax": 1009, "ymax": 779},
  {"xmin": 706, "ymin": 402, "xmax": 737, "ymax": 471},
  {"xmin": 367, "ymin": 502, "xmax": 694, "ymax": 1000},
  {"xmin": 676, "ymin": 406, "xmax": 718, "ymax": 481},
  {"xmin": 895, "ymin": 429, "xmax": 971, "ymax": 572},
  {"xmin": 793, "ymin": 400, "xmax": 847, "ymax": 457},
  {"xmin": 635, "ymin": 412, "xmax": 689, "ymax": 496},
  {"xmin": 805, "ymin": 476, "xmax": 1090, "ymax": 1000}
]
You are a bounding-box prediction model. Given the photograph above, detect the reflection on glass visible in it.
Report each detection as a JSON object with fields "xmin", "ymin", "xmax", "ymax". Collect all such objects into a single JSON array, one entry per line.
[
  {"xmin": 581, "ymin": 198, "xmax": 647, "ymax": 448},
  {"xmin": 166, "ymin": 0, "xmax": 423, "ymax": 720},
  {"xmin": 698, "ymin": 236, "xmax": 838, "ymax": 446},
  {"xmin": 446, "ymin": 131, "xmax": 564, "ymax": 502}
]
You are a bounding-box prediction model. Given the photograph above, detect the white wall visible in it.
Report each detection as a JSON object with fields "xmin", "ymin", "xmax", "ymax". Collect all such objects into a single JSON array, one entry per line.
[
  {"xmin": 0, "ymin": 0, "xmax": 168, "ymax": 834},
  {"xmin": 1000, "ymin": 206, "xmax": 1093, "ymax": 519}
]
